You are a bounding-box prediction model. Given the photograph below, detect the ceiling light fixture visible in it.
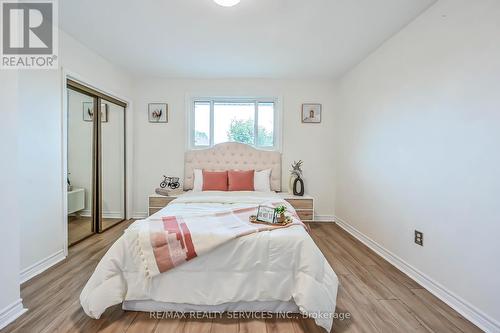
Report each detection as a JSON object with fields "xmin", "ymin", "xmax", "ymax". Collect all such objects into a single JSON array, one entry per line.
[{"xmin": 213, "ymin": 0, "xmax": 240, "ymax": 7}]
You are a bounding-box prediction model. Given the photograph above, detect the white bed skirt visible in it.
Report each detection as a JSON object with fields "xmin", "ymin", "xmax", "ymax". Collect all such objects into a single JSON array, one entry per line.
[{"xmin": 122, "ymin": 300, "xmax": 299, "ymax": 313}]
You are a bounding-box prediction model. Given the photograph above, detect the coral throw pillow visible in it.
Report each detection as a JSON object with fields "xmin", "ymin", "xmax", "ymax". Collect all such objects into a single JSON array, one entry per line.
[
  {"xmin": 202, "ymin": 170, "xmax": 228, "ymax": 191},
  {"xmin": 228, "ymin": 170, "xmax": 255, "ymax": 191}
]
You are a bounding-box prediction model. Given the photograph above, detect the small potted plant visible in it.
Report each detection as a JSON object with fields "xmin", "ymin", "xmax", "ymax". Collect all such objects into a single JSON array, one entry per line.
[{"xmin": 275, "ymin": 205, "xmax": 287, "ymax": 223}]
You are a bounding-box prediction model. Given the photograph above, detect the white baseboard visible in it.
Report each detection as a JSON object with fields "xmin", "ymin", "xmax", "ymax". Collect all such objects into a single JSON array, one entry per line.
[
  {"xmin": 0, "ymin": 299, "xmax": 27, "ymax": 330},
  {"xmin": 79, "ymin": 210, "xmax": 91, "ymax": 217},
  {"xmin": 79, "ymin": 210, "xmax": 124, "ymax": 219},
  {"xmin": 314, "ymin": 215, "xmax": 336, "ymax": 222},
  {"xmin": 20, "ymin": 249, "xmax": 66, "ymax": 284},
  {"xmin": 102, "ymin": 212, "xmax": 126, "ymax": 219},
  {"xmin": 334, "ymin": 216, "xmax": 500, "ymax": 333}
]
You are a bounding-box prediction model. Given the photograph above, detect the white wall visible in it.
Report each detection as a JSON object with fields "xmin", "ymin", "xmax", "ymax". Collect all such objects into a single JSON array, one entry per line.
[
  {"xmin": 0, "ymin": 71, "xmax": 26, "ymax": 328},
  {"xmin": 60, "ymin": 31, "xmax": 133, "ymax": 97},
  {"xmin": 132, "ymin": 78, "xmax": 336, "ymax": 218},
  {"xmin": 335, "ymin": 0, "xmax": 500, "ymax": 329},
  {"xmin": 18, "ymin": 70, "xmax": 64, "ymax": 271},
  {"xmin": 17, "ymin": 29, "xmax": 132, "ymax": 274}
]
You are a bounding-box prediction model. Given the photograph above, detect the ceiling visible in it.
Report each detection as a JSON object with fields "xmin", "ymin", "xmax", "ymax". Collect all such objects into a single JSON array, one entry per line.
[{"xmin": 60, "ymin": 0, "xmax": 435, "ymax": 79}]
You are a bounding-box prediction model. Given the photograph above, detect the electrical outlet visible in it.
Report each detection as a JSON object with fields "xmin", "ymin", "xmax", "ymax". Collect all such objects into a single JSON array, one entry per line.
[{"xmin": 414, "ymin": 230, "xmax": 423, "ymax": 246}]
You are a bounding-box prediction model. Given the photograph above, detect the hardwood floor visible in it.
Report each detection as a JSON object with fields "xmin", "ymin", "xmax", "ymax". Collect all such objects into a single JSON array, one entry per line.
[
  {"xmin": 2, "ymin": 222, "xmax": 482, "ymax": 333},
  {"xmin": 68, "ymin": 215, "xmax": 93, "ymax": 245},
  {"xmin": 68, "ymin": 216, "xmax": 125, "ymax": 245}
]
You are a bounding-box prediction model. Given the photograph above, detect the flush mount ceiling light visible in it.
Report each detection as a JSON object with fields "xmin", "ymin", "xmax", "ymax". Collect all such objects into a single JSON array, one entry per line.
[{"xmin": 213, "ymin": 0, "xmax": 240, "ymax": 7}]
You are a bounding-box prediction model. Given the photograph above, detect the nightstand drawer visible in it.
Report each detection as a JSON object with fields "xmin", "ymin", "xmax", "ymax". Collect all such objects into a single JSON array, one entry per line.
[
  {"xmin": 149, "ymin": 207, "xmax": 162, "ymax": 216},
  {"xmin": 297, "ymin": 210, "xmax": 313, "ymax": 221},
  {"xmin": 286, "ymin": 199, "xmax": 313, "ymax": 210},
  {"xmin": 149, "ymin": 196, "xmax": 175, "ymax": 208}
]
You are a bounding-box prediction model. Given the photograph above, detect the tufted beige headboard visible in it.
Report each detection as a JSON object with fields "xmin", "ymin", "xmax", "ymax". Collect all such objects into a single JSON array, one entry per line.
[{"xmin": 184, "ymin": 142, "xmax": 281, "ymax": 191}]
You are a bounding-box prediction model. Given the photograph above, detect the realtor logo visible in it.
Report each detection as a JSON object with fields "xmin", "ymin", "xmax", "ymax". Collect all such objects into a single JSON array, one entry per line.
[{"xmin": 1, "ymin": 0, "xmax": 58, "ymax": 69}]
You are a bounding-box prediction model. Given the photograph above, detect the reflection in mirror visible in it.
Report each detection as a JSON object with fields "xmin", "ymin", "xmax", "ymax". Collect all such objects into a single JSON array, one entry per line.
[
  {"xmin": 100, "ymin": 100, "xmax": 126, "ymax": 231},
  {"xmin": 67, "ymin": 88, "xmax": 95, "ymax": 245}
]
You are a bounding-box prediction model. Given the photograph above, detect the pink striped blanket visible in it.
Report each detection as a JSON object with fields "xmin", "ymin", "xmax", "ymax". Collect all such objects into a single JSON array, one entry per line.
[{"xmin": 138, "ymin": 203, "xmax": 305, "ymax": 276}]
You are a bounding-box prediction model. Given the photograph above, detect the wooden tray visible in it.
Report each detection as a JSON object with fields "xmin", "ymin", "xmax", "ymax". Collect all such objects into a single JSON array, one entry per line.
[{"xmin": 249, "ymin": 215, "xmax": 292, "ymax": 226}]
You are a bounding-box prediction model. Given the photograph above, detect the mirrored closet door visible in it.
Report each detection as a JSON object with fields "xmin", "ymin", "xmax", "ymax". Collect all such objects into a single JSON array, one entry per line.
[
  {"xmin": 99, "ymin": 99, "xmax": 126, "ymax": 231},
  {"xmin": 67, "ymin": 88, "xmax": 96, "ymax": 245},
  {"xmin": 67, "ymin": 80, "xmax": 126, "ymax": 246}
]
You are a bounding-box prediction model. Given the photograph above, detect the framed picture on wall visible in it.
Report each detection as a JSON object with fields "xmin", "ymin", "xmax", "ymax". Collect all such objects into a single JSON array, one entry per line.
[
  {"xmin": 83, "ymin": 102, "xmax": 108, "ymax": 122},
  {"xmin": 101, "ymin": 103, "xmax": 108, "ymax": 122},
  {"xmin": 302, "ymin": 103, "xmax": 322, "ymax": 123},
  {"xmin": 148, "ymin": 103, "xmax": 168, "ymax": 123}
]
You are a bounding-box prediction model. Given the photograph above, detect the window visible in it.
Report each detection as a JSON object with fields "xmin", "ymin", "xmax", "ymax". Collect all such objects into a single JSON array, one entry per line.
[{"xmin": 189, "ymin": 97, "xmax": 280, "ymax": 150}]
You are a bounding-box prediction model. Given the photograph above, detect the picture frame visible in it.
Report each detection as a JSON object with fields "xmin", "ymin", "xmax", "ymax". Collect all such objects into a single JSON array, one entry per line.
[
  {"xmin": 257, "ymin": 205, "xmax": 277, "ymax": 224},
  {"xmin": 148, "ymin": 103, "xmax": 168, "ymax": 123},
  {"xmin": 302, "ymin": 103, "xmax": 322, "ymax": 123},
  {"xmin": 101, "ymin": 103, "xmax": 108, "ymax": 123},
  {"xmin": 83, "ymin": 102, "xmax": 108, "ymax": 122}
]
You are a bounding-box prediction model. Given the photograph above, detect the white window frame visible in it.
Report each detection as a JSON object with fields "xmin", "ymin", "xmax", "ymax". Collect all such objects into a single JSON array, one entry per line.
[{"xmin": 186, "ymin": 95, "xmax": 282, "ymax": 151}]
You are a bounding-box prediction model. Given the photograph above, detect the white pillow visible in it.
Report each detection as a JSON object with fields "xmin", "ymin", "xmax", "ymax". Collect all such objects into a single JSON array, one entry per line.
[
  {"xmin": 254, "ymin": 169, "xmax": 272, "ymax": 192},
  {"xmin": 193, "ymin": 169, "xmax": 203, "ymax": 192}
]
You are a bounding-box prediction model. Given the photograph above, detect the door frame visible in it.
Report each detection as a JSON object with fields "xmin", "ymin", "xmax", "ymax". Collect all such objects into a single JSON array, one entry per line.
[{"xmin": 61, "ymin": 69, "xmax": 133, "ymax": 256}]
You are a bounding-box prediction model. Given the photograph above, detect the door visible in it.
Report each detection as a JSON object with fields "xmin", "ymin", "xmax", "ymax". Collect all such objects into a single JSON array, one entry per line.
[
  {"xmin": 67, "ymin": 80, "xmax": 127, "ymax": 245},
  {"xmin": 67, "ymin": 88, "xmax": 97, "ymax": 245},
  {"xmin": 98, "ymin": 98, "xmax": 126, "ymax": 231}
]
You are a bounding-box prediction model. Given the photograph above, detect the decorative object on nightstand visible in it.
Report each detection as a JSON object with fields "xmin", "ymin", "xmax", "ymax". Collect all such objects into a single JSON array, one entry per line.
[
  {"xmin": 279, "ymin": 193, "xmax": 314, "ymax": 222},
  {"xmin": 290, "ymin": 160, "xmax": 305, "ymax": 196},
  {"xmin": 293, "ymin": 177, "xmax": 304, "ymax": 196},
  {"xmin": 160, "ymin": 175, "xmax": 181, "ymax": 189},
  {"xmin": 289, "ymin": 160, "xmax": 303, "ymax": 193}
]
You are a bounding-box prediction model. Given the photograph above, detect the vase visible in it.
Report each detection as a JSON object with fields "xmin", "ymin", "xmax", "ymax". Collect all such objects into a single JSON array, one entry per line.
[
  {"xmin": 293, "ymin": 177, "xmax": 304, "ymax": 196},
  {"xmin": 288, "ymin": 175, "xmax": 296, "ymax": 193}
]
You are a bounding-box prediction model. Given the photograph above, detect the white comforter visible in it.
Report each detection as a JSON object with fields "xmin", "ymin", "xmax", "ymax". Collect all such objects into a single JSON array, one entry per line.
[{"xmin": 80, "ymin": 191, "xmax": 338, "ymax": 331}]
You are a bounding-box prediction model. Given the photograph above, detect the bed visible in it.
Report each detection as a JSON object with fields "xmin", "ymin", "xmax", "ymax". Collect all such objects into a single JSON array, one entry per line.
[{"xmin": 80, "ymin": 143, "xmax": 339, "ymax": 331}]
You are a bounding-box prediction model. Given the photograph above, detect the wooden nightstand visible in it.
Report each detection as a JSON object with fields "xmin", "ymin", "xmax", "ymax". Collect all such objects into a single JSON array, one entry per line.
[
  {"xmin": 278, "ymin": 193, "xmax": 315, "ymax": 222},
  {"xmin": 148, "ymin": 192, "xmax": 185, "ymax": 216}
]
